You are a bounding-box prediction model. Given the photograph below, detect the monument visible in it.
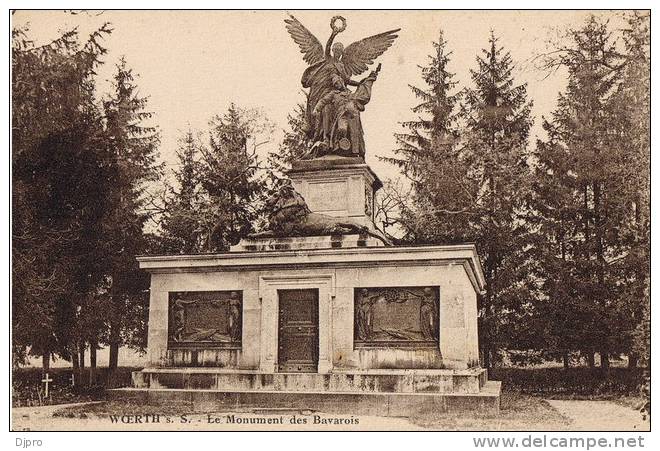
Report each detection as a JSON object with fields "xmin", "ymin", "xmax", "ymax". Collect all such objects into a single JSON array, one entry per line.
[{"xmin": 118, "ymin": 14, "xmax": 501, "ymax": 416}]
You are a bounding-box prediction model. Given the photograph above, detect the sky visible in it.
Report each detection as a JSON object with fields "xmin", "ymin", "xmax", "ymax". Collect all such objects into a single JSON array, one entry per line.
[{"xmin": 12, "ymin": 10, "xmax": 627, "ymax": 182}]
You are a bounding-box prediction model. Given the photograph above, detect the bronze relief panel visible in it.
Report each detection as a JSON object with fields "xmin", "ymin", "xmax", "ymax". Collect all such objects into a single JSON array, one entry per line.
[
  {"xmin": 168, "ymin": 291, "xmax": 242, "ymax": 348},
  {"xmin": 354, "ymin": 286, "xmax": 439, "ymax": 348}
]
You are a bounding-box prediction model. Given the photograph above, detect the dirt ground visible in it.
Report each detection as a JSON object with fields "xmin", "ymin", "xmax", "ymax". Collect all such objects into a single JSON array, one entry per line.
[
  {"xmin": 11, "ymin": 395, "xmax": 650, "ymax": 431},
  {"xmin": 546, "ymin": 400, "xmax": 649, "ymax": 432},
  {"xmin": 12, "ymin": 403, "xmax": 423, "ymax": 431}
]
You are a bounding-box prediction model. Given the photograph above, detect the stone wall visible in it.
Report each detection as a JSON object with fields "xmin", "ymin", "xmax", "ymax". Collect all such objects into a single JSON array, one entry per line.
[{"xmin": 145, "ymin": 261, "xmax": 480, "ymax": 371}]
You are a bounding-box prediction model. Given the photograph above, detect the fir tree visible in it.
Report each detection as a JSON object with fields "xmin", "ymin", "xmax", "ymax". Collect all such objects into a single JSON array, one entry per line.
[
  {"xmin": 532, "ymin": 16, "xmax": 640, "ymax": 370},
  {"xmin": 267, "ymin": 100, "xmax": 310, "ymax": 179},
  {"xmin": 618, "ymin": 11, "xmax": 650, "ymax": 415},
  {"xmin": 12, "ymin": 23, "xmax": 114, "ymax": 370},
  {"xmin": 102, "ymin": 57, "xmax": 161, "ymax": 369},
  {"xmin": 616, "ymin": 11, "xmax": 650, "ymax": 373},
  {"xmin": 460, "ymin": 32, "xmax": 534, "ymax": 367},
  {"xmin": 197, "ymin": 104, "xmax": 271, "ymax": 251},
  {"xmin": 160, "ymin": 129, "xmax": 205, "ymax": 254},
  {"xmin": 381, "ymin": 31, "xmax": 469, "ymax": 242}
]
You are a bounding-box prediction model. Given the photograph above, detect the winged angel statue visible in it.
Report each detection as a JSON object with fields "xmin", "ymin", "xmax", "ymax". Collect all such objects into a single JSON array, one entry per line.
[{"xmin": 285, "ymin": 15, "xmax": 400, "ymax": 159}]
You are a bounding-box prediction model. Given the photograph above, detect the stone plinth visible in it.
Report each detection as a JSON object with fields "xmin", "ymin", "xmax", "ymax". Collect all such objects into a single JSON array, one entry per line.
[
  {"xmin": 110, "ymin": 381, "xmax": 502, "ymax": 416},
  {"xmin": 132, "ymin": 367, "xmax": 488, "ymax": 393},
  {"xmin": 288, "ymin": 156, "xmax": 382, "ymax": 231}
]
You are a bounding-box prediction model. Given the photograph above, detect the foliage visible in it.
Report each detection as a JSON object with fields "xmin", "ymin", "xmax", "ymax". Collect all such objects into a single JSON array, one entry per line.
[
  {"xmin": 379, "ymin": 31, "xmax": 465, "ymax": 241},
  {"xmin": 101, "ymin": 58, "xmax": 162, "ymax": 366},
  {"xmin": 267, "ymin": 99, "xmax": 310, "ymax": 179},
  {"xmin": 12, "ymin": 22, "xmax": 161, "ymax": 369},
  {"xmin": 159, "ymin": 129, "xmax": 206, "ymax": 254},
  {"xmin": 159, "ymin": 105, "xmax": 273, "ymax": 253},
  {"xmin": 13, "ymin": 15, "xmax": 649, "ymax": 397},
  {"xmin": 530, "ymin": 14, "xmax": 649, "ymax": 375},
  {"xmin": 12, "ymin": 23, "xmax": 114, "ymax": 367},
  {"xmin": 383, "ymin": 30, "xmax": 535, "ymax": 366},
  {"xmin": 490, "ymin": 367, "xmax": 645, "ymax": 399},
  {"xmin": 197, "ymin": 104, "xmax": 273, "ymax": 251},
  {"xmin": 458, "ymin": 33, "xmax": 534, "ymax": 367}
]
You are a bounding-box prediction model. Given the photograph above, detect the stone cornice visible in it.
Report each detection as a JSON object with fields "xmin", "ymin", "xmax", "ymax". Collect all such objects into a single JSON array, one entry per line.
[{"xmin": 137, "ymin": 244, "xmax": 486, "ymax": 293}]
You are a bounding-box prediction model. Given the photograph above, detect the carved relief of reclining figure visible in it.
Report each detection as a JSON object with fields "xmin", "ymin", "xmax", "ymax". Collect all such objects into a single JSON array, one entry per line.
[{"xmin": 251, "ymin": 179, "xmax": 379, "ymax": 239}]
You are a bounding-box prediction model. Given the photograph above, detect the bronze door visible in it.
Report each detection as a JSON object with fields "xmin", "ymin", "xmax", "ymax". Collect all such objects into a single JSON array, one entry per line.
[{"xmin": 277, "ymin": 289, "xmax": 319, "ymax": 373}]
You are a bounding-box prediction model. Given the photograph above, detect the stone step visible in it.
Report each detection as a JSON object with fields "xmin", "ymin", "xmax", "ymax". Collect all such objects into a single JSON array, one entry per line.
[
  {"xmin": 109, "ymin": 381, "xmax": 502, "ymax": 416},
  {"xmin": 132, "ymin": 368, "xmax": 488, "ymax": 394}
]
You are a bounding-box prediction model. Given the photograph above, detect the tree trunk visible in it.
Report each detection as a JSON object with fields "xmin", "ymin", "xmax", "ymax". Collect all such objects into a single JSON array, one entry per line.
[
  {"xmin": 109, "ymin": 322, "xmax": 120, "ymax": 370},
  {"xmin": 109, "ymin": 343, "xmax": 119, "ymax": 369},
  {"xmin": 563, "ymin": 351, "xmax": 570, "ymax": 370},
  {"xmin": 483, "ymin": 347, "xmax": 491, "ymax": 369},
  {"xmin": 90, "ymin": 342, "xmax": 97, "ymax": 368},
  {"xmin": 72, "ymin": 348, "xmax": 79, "ymax": 370},
  {"xmin": 42, "ymin": 351, "xmax": 50, "ymax": 374},
  {"xmin": 628, "ymin": 353, "xmax": 638, "ymax": 369},
  {"xmin": 593, "ymin": 182, "xmax": 611, "ymax": 378},
  {"xmin": 601, "ymin": 351, "xmax": 610, "ymax": 371},
  {"xmin": 78, "ymin": 343, "xmax": 85, "ymax": 370},
  {"xmin": 587, "ymin": 352, "xmax": 595, "ymax": 368}
]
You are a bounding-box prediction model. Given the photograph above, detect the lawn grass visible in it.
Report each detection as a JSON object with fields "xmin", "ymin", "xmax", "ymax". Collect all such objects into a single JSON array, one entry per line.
[
  {"xmin": 12, "ymin": 367, "xmax": 141, "ymax": 407},
  {"xmin": 610, "ymin": 396, "xmax": 648, "ymax": 413},
  {"xmin": 408, "ymin": 391, "xmax": 571, "ymax": 431}
]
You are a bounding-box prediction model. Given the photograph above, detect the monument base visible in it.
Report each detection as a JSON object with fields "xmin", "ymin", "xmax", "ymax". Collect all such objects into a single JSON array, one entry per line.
[
  {"xmin": 132, "ymin": 367, "xmax": 489, "ymax": 393},
  {"xmin": 109, "ymin": 382, "xmax": 502, "ymax": 416},
  {"xmin": 112, "ymin": 368, "xmax": 501, "ymax": 416}
]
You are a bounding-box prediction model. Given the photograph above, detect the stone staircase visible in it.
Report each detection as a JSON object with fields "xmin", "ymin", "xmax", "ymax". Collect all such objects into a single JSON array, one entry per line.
[{"xmin": 109, "ymin": 367, "xmax": 501, "ymax": 416}]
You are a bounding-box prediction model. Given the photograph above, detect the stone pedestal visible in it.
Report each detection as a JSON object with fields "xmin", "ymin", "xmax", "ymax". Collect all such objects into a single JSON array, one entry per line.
[
  {"xmin": 288, "ymin": 156, "xmax": 382, "ymax": 232},
  {"xmin": 132, "ymin": 155, "xmax": 501, "ymax": 416}
]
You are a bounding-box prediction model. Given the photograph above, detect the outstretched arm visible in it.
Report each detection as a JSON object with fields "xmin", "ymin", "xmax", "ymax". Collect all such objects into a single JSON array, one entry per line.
[{"xmin": 325, "ymin": 30, "xmax": 338, "ymax": 59}]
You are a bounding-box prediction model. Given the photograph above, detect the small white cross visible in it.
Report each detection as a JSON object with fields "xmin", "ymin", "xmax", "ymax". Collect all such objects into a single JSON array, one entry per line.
[{"xmin": 41, "ymin": 373, "xmax": 53, "ymax": 398}]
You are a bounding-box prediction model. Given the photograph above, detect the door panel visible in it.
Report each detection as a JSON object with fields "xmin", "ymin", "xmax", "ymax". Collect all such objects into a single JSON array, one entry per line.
[{"xmin": 278, "ymin": 289, "xmax": 319, "ymax": 373}]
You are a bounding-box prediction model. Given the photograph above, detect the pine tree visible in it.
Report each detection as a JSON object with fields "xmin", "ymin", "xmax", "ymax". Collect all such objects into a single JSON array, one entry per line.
[
  {"xmin": 102, "ymin": 58, "xmax": 161, "ymax": 369},
  {"xmin": 12, "ymin": 24, "xmax": 114, "ymax": 370},
  {"xmin": 460, "ymin": 32, "xmax": 534, "ymax": 367},
  {"xmin": 385, "ymin": 31, "xmax": 459, "ymax": 181},
  {"xmin": 160, "ymin": 129, "xmax": 205, "ymax": 254},
  {"xmin": 381, "ymin": 31, "xmax": 469, "ymax": 242},
  {"xmin": 529, "ymin": 118, "xmax": 595, "ymax": 368},
  {"xmin": 268, "ymin": 100, "xmax": 310, "ymax": 179},
  {"xmin": 532, "ymin": 16, "xmax": 637, "ymax": 370},
  {"xmin": 617, "ymin": 11, "xmax": 650, "ymax": 415},
  {"xmin": 197, "ymin": 104, "xmax": 271, "ymax": 251},
  {"xmin": 616, "ymin": 11, "xmax": 650, "ymax": 372},
  {"xmin": 383, "ymin": 31, "xmax": 535, "ymax": 367}
]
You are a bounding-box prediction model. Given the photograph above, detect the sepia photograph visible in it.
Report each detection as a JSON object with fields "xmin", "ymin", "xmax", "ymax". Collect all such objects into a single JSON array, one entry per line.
[{"xmin": 9, "ymin": 6, "xmax": 651, "ymax": 440}]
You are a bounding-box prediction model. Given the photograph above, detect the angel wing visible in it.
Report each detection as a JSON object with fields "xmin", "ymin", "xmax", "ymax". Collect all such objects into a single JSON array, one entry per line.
[
  {"xmin": 284, "ymin": 14, "xmax": 325, "ymax": 66},
  {"xmin": 343, "ymin": 29, "xmax": 401, "ymax": 77}
]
